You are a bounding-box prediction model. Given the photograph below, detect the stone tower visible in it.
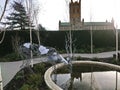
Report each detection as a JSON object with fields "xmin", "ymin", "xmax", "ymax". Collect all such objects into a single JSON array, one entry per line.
[
  {"xmin": 70, "ymin": 0, "xmax": 81, "ymax": 24},
  {"xmin": 59, "ymin": 0, "xmax": 115, "ymax": 30}
]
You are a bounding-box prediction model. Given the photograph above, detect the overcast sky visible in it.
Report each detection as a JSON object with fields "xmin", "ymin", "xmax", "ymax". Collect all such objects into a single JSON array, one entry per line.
[
  {"xmin": 1, "ymin": 0, "xmax": 120, "ymax": 30},
  {"xmin": 38, "ymin": 0, "xmax": 120, "ymax": 30}
]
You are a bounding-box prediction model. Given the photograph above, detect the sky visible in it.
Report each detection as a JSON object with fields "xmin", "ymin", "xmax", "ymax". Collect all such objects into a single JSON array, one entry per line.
[
  {"xmin": 0, "ymin": 0, "xmax": 120, "ymax": 30},
  {"xmin": 38, "ymin": 0, "xmax": 120, "ymax": 30}
]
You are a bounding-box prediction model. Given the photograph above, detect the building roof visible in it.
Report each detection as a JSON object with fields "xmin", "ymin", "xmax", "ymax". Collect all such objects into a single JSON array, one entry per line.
[
  {"xmin": 84, "ymin": 22, "xmax": 113, "ymax": 26},
  {"xmin": 60, "ymin": 22, "xmax": 71, "ymax": 27},
  {"xmin": 60, "ymin": 21, "xmax": 113, "ymax": 27}
]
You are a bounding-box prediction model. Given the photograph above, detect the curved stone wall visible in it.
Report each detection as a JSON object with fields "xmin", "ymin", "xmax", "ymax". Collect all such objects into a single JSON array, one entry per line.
[{"xmin": 44, "ymin": 61, "xmax": 120, "ymax": 90}]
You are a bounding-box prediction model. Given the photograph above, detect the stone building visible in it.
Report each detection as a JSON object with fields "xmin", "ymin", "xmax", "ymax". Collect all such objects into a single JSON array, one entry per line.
[{"xmin": 59, "ymin": 0, "xmax": 115, "ymax": 30}]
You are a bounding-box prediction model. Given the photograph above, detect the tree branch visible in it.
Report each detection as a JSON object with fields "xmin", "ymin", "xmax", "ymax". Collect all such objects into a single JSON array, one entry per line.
[{"xmin": 0, "ymin": 0, "xmax": 9, "ymax": 21}]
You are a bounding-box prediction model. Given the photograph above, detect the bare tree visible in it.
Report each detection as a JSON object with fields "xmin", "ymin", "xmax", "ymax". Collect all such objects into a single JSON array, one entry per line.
[
  {"xmin": 0, "ymin": 0, "xmax": 9, "ymax": 21},
  {"xmin": 65, "ymin": 30, "xmax": 77, "ymax": 73},
  {"xmin": 24, "ymin": 0, "xmax": 41, "ymax": 67},
  {"xmin": 0, "ymin": 0, "xmax": 9, "ymax": 45}
]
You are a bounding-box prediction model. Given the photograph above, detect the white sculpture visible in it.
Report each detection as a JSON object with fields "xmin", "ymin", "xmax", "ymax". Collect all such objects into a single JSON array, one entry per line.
[
  {"xmin": 39, "ymin": 45, "xmax": 49, "ymax": 55},
  {"xmin": 19, "ymin": 43, "xmax": 68, "ymax": 66}
]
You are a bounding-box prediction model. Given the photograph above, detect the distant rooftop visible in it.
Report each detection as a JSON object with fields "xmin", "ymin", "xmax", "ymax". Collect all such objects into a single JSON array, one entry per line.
[
  {"xmin": 60, "ymin": 22, "xmax": 113, "ymax": 27},
  {"xmin": 84, "ymin": 22, "xmax": 113, "ymax": 26},
  {"xmin": 60, "ymin": 22, "xmax": 71, "ymax": 27}
]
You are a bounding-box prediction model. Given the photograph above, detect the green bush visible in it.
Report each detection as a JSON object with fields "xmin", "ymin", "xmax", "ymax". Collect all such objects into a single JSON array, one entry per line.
[
  {"xmin": 19, "ymin": 84, "xmax": 30, "ymax": 90},
  {"xmin": 33, "ymin": 63, "xmax": 46, "ymax": 74},
  {"xmin": 3, "ymin": 53, "xmax": 21, "ymax": 61},
  {"xmin": 26, "ymin": 74, "xmax": 43, "ymax": 89}
]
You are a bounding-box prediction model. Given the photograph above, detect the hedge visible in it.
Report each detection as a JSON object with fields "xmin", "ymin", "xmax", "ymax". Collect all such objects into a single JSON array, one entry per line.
[{"xmin": 0, "ymin": 30, "xmax": 119, "ymax": 56}]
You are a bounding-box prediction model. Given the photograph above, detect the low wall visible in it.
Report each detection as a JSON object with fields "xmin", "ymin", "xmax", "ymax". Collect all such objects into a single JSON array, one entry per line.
[{"xmin": 44, "ymin": 61, "xmax": 120, "ymax": 90}]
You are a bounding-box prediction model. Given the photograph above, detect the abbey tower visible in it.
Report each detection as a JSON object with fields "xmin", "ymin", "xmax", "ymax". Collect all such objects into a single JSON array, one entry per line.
[
  {"xmin": 59, "ymin": 0, "xmax": 115, "ymax": 30},
  {"xmin": 70, "ymin": 0, "xmax": 81, "ymax": 24}
]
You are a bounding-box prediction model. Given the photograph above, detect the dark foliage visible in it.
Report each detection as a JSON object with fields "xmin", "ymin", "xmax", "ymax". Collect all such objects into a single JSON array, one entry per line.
[{"xmin": 0, "ymin": 30, "xmax": 118, "ymax": 57}]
